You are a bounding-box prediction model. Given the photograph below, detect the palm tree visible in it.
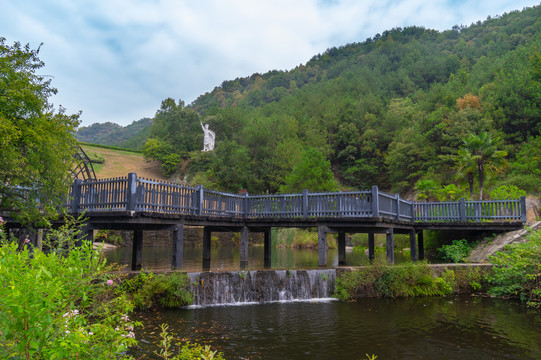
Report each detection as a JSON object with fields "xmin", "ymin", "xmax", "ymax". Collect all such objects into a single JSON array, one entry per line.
[
  {"xmin": 455, "ymin": 148, "xmax": 477, "ymax": 199},
  {"xmin": 459, "ymin": 133, "xmax": 507, "ymax": 199}
]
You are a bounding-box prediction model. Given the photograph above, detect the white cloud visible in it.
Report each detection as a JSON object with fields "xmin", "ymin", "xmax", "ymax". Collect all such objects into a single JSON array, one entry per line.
[{"xmin": 1, "ymin": 0, "xmax": 538, "ymax": 126}]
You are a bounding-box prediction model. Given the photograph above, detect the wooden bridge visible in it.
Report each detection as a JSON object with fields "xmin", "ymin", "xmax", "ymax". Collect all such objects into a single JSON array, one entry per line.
[{"xmin": 3, "ymin": 173, "xmax": 526, "ymax": 270}]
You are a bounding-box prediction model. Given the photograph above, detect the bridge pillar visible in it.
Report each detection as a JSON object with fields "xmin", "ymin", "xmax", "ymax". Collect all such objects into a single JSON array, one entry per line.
[
  {"xmin": 240, "ymin": 226, "xmax": 249, "ymax": 269},
  {"xmin": 368, "ymin": 233, "xmax": 375, "ymax": 262},
  {"xmin": 409, "ymin": 229, "xmax": 417, "ymax": 262},
  {"xmin": 386, "ymin": 228, "xmax": 394, "ymax": 264},
  {"xmin": 338, "ymin": 232, "xmax": 346, "ymax": 265},
  {"xmin": 264, "ymin": 228, "xmax": 272, "ymax": 268},
  {"xmin": 418, "ymin": 230, "xmax": 424, "ymax": 261},
  {"xmin": 202, "ymin": 227, "xmax": 211, "ymax": 270},
  {"xmin": 132, "ymin": 229, "xmax": 144, "ymax": 271},
  {"xmin": 318, "ymin": 226, "xmax": 327, "ymax": 267},
  {"xmin": 172, "ymin": 223, "xmax": 184, "ymax": 270}
]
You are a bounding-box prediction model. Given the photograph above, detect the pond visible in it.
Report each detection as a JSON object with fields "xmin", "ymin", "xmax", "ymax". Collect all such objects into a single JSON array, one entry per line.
[
  {"xmin": 103, "ymin": 245, "xmax": 412, "ymax": 272},
  {"xmin": 130, "ymin": 296, "xmax": 541, "ymax": 359}
]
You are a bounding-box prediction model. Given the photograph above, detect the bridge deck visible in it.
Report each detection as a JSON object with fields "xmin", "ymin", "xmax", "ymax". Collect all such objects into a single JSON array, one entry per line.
[{"xmin": 3, "ymin": 173, "xmax": 526, "ymax": 271}]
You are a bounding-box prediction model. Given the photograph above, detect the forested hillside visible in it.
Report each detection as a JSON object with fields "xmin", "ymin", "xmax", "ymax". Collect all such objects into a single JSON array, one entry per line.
[
  {"xmin": 144, "ymin": 5, "xmax": 540, "ymax": 198},
  {"xmin": 75, "ymin": 118, "xmax": 152, "ymax": 150}
]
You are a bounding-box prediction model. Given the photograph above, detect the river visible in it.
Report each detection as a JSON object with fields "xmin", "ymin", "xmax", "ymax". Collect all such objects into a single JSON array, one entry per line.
[
  {"xmin": 130, "ymin": 296, "xmax": 540, "ymax": 359},
  {"xmin": 102, "ymin": 247, "xmax": 541, "ymax": 359}
]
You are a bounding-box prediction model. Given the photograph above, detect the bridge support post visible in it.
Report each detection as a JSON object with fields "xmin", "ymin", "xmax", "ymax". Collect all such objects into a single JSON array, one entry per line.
[
  {"xmin": 172, "ymin": 223, "xmax": 184, "ymax": 270},
  {"xmin": 240, "ymin": 226, "xmax": 249, "ymax": 269},
  {"xmin": 409, "ymin": 229, "xmax": 417, "ymax": 262},
  {"xmin": 338, "ymin": 232, "xmax": 346, "ymax": 265},
  {"xmin": 368, "ymin": 233, "xmax": 375, "ymax": 262},
  {"xmin": 264, "ymin": 228, "xmax": 272, "ymax": 268},
  {"xmin": 132, "ymin": 229, "xmax": 143, "ymax": 271},
  {"xmin": 318, "ymin": 226, "xmax": 327, "ymax": 267},
  {"xmin": 202, "ymin": 227, "xmax": 211, "ymax": 269},
  {"xmin": 386, "ymin": 228, "xmax": 394, "ymax": 264},
  {"xmin": 418, "ymin": 230, "xmax": 424, "ymax": 261}
]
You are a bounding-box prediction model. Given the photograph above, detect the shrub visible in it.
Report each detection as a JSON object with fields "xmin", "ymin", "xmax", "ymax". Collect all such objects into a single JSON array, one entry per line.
[
  {"xmin": 438, "ymin": 239, "xmax": 472, "ymax": 263},
  {"xmin": 489, "ymin": 185, "xmax": 526, "ymax": 200},
  {"xmin": 131, "ymin": 272, "xmax": 193, "ymax": 309},
  {"xmin": 487, "ymin": 229, "xmax": 541, "ymax": 307},
  {"xmin": 0, "ymin": 217, "xmax": 137, "ymax": 359},
  {"xmin": 335, "ymin": 263, "xmax": 453, "ymax": 300}
]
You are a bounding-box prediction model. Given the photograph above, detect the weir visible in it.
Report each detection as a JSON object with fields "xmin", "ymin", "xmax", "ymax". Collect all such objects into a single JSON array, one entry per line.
[{"xmin": 188, "ymin": 269, "xmax": 336, "ymax": 306}]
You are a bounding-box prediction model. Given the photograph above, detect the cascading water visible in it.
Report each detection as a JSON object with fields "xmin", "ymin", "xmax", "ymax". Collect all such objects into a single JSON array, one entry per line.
[{"xmin": 188, "ymin": 269, "xmax": 336, "ymax": 306}]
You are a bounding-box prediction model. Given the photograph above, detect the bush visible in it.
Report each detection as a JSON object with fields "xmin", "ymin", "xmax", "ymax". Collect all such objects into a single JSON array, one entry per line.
[
  {"xmin": 438, "ymin": 239, "xmax": 472, "ymax": 263},
  {"xmin": 489, "ymin": 185, "xmax": 526, "ymax": 200},
  {"xmin": 487, "ymin": 229, "xmax": 541, "ymax": 307},
  {"xmin": 130, "ymin": 272, "xmax": 193, "ymax": 309},
  {"xmin": 335, "ymin": 263, "xmax": 454, "ymax": 300},
  {"xmin": 0, "ymin": 217, "xmax": 137, "ymax": 359}
]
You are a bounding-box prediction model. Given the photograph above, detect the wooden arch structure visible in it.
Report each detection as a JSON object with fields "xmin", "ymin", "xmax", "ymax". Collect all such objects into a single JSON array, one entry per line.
[{"xmin": 71, "ymin": 145, "xmax": 97, "ymax": 181}]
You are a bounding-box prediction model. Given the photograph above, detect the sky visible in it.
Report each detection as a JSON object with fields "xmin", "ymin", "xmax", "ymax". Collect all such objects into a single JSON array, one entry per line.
[{"xmin": 2, "ymin": 1, "xmax": 539, "ymax": 127}]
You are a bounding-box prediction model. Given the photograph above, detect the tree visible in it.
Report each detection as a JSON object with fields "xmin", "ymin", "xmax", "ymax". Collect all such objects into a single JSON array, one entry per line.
[
  {"xmin": 459, "ymin": 132, "xmax": 507, "ymax": 199},
  {"xmin": 279, "ymin": 147, "xmax": 337, "ymax": 193},
  {"xmin": 455, "ymin": 147, "xmax": 477, "ymax": 199},
  {"xmin": 0, "ymin": 38, "xmax": 80, "ymax": 224}
]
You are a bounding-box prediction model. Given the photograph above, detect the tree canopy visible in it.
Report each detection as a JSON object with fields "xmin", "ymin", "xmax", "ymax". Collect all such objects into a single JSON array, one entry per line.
[
  {"xmin": 0, "ymin": 38, "xmax": 80, "ymax": 224},
  {"xmin": 138, "ymin": 6, "xmax": 541, "ymax": 198}
]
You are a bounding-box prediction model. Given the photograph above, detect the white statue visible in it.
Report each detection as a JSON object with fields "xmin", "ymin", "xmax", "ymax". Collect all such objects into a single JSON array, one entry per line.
[{"xmin": 200, "ymin": 120, "xmax": 215, "ymax": 151}]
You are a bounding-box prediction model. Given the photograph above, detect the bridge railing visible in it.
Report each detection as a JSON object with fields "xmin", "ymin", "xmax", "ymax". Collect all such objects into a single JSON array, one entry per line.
[
  {"xmin": 247, "ymin": 193, "xmax": 304, "ymax": 218},
  {"xmin": 414, "ymin": 198, "xmax": 526, "ymax": 222},
  {"xmin": 136, "ymin": 177, "xmax": 197, "ymax": 214},
  {"xmin": 68, "ymin": 173, "xmax": 526, "ymax": 223}
]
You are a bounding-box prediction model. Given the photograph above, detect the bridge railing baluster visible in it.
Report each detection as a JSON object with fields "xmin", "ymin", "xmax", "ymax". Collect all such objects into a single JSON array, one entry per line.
[{"xmin": 63, "ymin": 174, "xmax": 526, "ymax": 224}]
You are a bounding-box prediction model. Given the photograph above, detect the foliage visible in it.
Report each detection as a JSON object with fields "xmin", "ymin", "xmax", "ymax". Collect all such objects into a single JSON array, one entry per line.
[
  {"xmin": 335, "ymin": 263, "xmax": 454, "ymax": 300},
  {"xmin": 456, "ymin": 132, "xmax": 507, "ymax": 199},
  {"xmin": 87, "ymin": 151, "xmax": 106, "ymax": 164},
  {"xmin": 75, "ymin": 118, "xmax": 152, "ymax": 151},
  {"xmin": 489, "ymin": 185, "xmax": 526, "ymax": 200},
  {"xmin": 0, "ymin": 217, "xmax": 138, "ymax": 359},
  {"xmin": 279, "ymin": 147, "xmax": 337, "ymax": 193},
  {"xmin": 437, "ymin": 239, "xmax": 473, "ymax": 263},
  {"xmin": 128, "ymin": 272, "xmax": 193, "ymax": 309},
  {"xmin": 130, "ymin": 6, "xmax": 541, "ymax": 195},
  {"xmin": 78, "ymin": 141, "xmax": 144, "ymax": 154},
  {"xmin": 274, "ymin": 228, "xmax": 336, "ymax": 249},
  {"xmin": 487, "ymin": 229, "xmax": 541, "ymax": 307},
  {"xmin": 0, "ymin": 38, "xmax": 80, "ymax": 225},
  {"xmin": 155, "ymin": 324, "xmax": 225, "ymax": 360},
  {"xmin": 95, "ymin": 230, "xmax": 124, "ymax": 246}
]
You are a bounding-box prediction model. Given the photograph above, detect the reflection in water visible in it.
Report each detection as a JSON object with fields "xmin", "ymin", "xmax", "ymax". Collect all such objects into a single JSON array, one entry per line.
[
  {"xmin": 103, "ymin": 245, "xmax": 411, "ymax": 272},
  {"xmin": 131, "ymin": 296, "xmax": 541, "ymax": 360}
]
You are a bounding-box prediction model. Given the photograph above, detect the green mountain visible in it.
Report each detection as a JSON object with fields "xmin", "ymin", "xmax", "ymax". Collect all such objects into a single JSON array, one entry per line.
[
  {"xmin": 75, "ymin": 118, "xmax": 152, "ymax": 150},
  {"xmin": 144, "ymin": 6, "xmax": 541, "ymax": 197}
]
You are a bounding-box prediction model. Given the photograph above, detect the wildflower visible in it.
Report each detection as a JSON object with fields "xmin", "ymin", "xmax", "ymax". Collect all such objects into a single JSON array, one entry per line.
[
  {"xmin": 0, "ymin": 216, "xmax": 4, "ymax": 223},
  {"xmin": 107, "ymin": 279, "xmax": 113, "ymax": 286},
  {"xmin": 121, "ymin": 314, "xmax": 129, "ymax": 322},
  {"xmin": 24, "ymin": 237, "xmax": 30, "ymax": 244}
]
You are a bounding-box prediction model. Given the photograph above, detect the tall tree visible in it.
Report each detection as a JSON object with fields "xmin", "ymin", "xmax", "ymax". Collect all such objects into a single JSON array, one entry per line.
[
  {"xmin": 279, "ymin": 147, "xmax": 337, "ymax": 193},
  {"xmin": 0, "ymin": 38, "xmax": 80, "ymax": 224},
  {"xmin": 459, "ymin": 132, "xmax": 507, "ymax": 199}
]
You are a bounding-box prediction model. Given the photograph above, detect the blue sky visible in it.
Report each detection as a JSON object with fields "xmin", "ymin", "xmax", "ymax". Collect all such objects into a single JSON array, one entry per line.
[{"xmin": 2, "ymin": 0, "xmax": 539, "ymax": 127}]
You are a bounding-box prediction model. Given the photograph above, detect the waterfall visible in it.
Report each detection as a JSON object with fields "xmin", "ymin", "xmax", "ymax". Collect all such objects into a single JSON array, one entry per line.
[{"xmin": 188, "ymin": 269, "xmax": 336, "ymax": 306}]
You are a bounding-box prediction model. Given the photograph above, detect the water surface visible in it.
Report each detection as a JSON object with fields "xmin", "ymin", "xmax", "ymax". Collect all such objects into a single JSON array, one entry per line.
[
  {"xmin": 131, "ymin": 296, "xmax": 541, "ymax": 360},
  {"xmin": 104, "ymin": 245, "xmax": 411, "ymax": 271}
]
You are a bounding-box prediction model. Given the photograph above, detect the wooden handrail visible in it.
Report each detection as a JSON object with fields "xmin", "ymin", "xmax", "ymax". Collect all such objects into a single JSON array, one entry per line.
[{"xmin": 67, "ymin": 173, "xmax": 526, "ymax": 223}]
